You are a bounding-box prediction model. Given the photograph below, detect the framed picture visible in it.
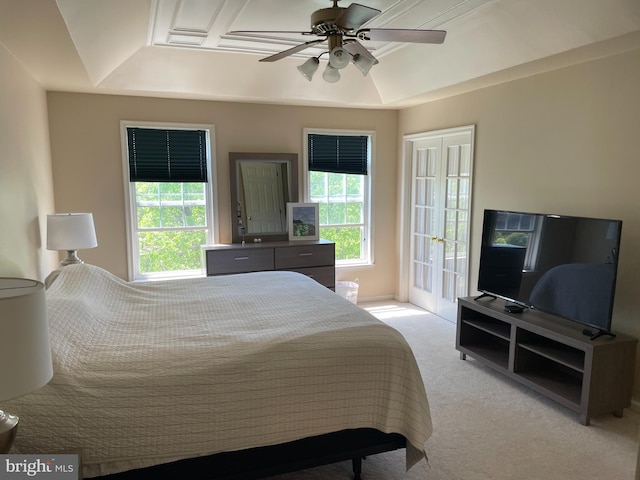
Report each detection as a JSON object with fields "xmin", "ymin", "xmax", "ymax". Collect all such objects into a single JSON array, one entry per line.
[{"xmin": 287, "ymin": 203, "xmax": 319, "ymax": 241}]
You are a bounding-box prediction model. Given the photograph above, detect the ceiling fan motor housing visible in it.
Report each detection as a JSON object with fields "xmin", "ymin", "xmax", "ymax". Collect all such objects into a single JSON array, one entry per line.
[{"xmin": 311, "ymin": 6, "xmax": 345, "ymax": 35}]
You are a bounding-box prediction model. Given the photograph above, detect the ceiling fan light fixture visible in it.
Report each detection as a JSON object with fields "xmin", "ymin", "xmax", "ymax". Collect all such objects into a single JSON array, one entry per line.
[
  {"xmin": 322, "ymin": 64, "xmax": 340, "ymax": 83},
  {"xmin": 329, "ymin": 46, "xmax": 350, "ymax": 69},
  {"xmin": 352, "ymin": 53, "xmax": 376, "ymax": 77},
  {"xmin": 297, "ymin": 57, "xmax": 320, "ymax": 81},
  {"xmin": 229, "ymin": 2, "xmax": 447, "ymax": 83}
]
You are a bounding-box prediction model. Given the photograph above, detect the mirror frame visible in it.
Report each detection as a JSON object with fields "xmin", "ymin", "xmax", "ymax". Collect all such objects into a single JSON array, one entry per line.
[{"xmin": 229, "ymin": 152, "xmax": 299, "ymax": 244}]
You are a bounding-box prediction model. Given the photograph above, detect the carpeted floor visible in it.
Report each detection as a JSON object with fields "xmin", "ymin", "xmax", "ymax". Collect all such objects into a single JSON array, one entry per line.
[{"xmin": 265, "ymin": 301, "xmax": 639, "ymax": 480}]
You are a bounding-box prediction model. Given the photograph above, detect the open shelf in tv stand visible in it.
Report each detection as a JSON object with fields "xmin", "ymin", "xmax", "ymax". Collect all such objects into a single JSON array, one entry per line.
[{"xmin": 456, "ymin": 296, "xmax": 637, "ymax": 425}]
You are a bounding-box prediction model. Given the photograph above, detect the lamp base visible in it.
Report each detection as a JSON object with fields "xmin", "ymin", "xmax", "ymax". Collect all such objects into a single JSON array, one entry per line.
[
  {"xmin": 60, "ymin": 250, "xmax": 84, "ymax": 267},
  {"xmin": 0, "ymin": 409, "xmax": 19, "ymax": 454}
]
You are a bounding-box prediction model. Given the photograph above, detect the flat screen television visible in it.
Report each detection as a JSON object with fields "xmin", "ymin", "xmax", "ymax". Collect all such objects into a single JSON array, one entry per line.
[{"xmin": 477, "ymin": 209, "xmax": 622, "ymax": 338}]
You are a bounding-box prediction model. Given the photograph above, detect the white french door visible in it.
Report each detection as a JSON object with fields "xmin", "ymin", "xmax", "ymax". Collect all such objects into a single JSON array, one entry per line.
[{"xmin": 406, "ymin": 127, "xmax": 474, "ymax": 322}]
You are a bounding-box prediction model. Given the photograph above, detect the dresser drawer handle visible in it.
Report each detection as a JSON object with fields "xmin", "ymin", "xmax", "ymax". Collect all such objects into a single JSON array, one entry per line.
[
  {"xmin": 298, "ymin": 252, "xmax": 313, "ymax": 257},
  {"xmin": 234, "ymin": 256, "xmax": 250, "ymax": 261}
]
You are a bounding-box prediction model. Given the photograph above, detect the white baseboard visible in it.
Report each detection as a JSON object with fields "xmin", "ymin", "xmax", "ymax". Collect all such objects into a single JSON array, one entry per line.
[{"xmin": 356, "ymin": 294, "xmax": 396, "ymax": 304}]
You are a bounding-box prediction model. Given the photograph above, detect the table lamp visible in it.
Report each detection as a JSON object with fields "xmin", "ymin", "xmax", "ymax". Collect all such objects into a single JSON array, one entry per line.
[
  {"xmin": 47, "ymin": 213, "xmax": 98, "ymax": 266},
  {"xmin": 0, "ymin": 278, "xmax": 53, "ymax": 453}
]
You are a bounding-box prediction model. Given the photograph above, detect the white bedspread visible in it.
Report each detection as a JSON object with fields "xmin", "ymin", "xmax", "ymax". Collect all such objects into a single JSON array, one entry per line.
[{"xmin": 6, "ymin": 265, "xmax": 432, "ymax": 477}]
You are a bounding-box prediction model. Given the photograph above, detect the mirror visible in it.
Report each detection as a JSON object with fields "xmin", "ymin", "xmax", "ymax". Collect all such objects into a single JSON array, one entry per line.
[{"xmin": 230, "ymin": 152, "xmax": 299, "ymax": 244}]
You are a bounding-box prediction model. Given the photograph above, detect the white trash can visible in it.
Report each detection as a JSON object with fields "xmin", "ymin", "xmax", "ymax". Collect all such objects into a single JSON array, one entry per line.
[{"xmin": 336, "ymin": 279, "xmax": 359, "ymax": 304}]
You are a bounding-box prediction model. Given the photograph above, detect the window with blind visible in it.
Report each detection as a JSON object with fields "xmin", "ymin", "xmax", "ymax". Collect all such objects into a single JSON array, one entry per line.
[
  {"xmin": 305, "ymin": 130, "xmax": 373, "ymax": 264},
  {"xmin": 122, "ymin": 123, "xmax": 217, "ymax": 281}
]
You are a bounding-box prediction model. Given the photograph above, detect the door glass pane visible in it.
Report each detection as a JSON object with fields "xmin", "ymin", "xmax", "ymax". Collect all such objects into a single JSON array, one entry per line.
[
  {"xmin": 415, "ymin": 178, "xmax": 426, "ymax": 206},
  {"xmin": 446, "ymin": 179, "xmax": 458, "ymax": 209},
  {"xmin": 456, "ymin": 275, "xmax": 466, "ymax": 298},
  {"xmin": 447, "ymin": 146, "xmax": 459, "ymax": 176},
  {"xmin": 444, "ymin": 240, "xmax": 455, "ymax": 271},
  {"xmin": 414, "ymin": 235, "xmax": 424, "ymax": 262},
  {"xmin": 423, "ymin": 207, "xmax": 434, "ymax": 237},
  {"xmin": 414, "ymin": 262, "xmax": 423, "ymax": 289},
  {"xmin": 425, "ymin": 264, "xmax": 433, "ymax": 292},
  {"xmin": 416, "ymin": 150, "xmax": 427, "ymax": 177},
  {"xmin": 415, "ymin": 207, "xmax": 425, "ymax": 235},
  {"xmin": 456, "ymin": 244, "xmax": 467, "ymax": 275},
  {"xmin": 458, "ymin": 178, "xmax": 470, "ymax": 210},
  {"xmin": 444, "ymin": 252, "xmax": 455, "ymax": 271},
  {"xmin": 444, "ymin": 209, "xmax": 457, "ymax": 241},
  {"xmin": 427, "ymin": 149, "xmax": 437, "ymax": 176},
  {"xmin": 414, "ymin": 262, "xmax": 433, "ymax": 293},
  {"xmin": 460, "ymin": 145, "xmax": 471, "ymax": 176},
  {"xmin": 457, "ymin": 211, "xmax": 468, "ymax": 241},
  {"xmin": 443, "ymin": 271, "xmax": 455, "ymax": 301},
  {"xmin": 426, "ymin": 178, "xmax": 435, "ymax": 208}
]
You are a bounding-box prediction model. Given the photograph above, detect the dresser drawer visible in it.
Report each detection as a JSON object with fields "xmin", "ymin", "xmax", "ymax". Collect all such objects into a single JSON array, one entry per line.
[
  {"xmin": 274, "ymin": 243, "xmax": 335, "ymax": 269},
  {"xmin": 288, "ymin": 266, "xmax": 335, "ymax": 288},
  {"xmin": 206, "ymin": 248, "xmax": 274, "ymax": 275}
]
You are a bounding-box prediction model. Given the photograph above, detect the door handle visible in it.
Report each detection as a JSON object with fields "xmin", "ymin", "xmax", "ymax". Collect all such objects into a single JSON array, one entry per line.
[{"xmin": 430, "ymin": 237, "xmax": 445, "ymax": 243}]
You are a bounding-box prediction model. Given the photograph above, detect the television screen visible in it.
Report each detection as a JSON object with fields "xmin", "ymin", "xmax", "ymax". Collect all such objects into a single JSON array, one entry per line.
[{"xmin": 477, "ymin": 209, "xmax": 622, "ymax": 333}]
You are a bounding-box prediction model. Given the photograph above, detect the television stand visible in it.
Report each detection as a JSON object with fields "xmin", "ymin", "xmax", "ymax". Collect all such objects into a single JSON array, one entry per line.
[{"xmin": 456, "ymin": 297, "xmax": 637, "ymax": 425}]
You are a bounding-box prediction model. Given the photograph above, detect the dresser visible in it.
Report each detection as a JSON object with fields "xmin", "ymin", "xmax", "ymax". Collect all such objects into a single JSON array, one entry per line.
[{"xmin": 202, "ymin": 239, "xmax": 335, "ymax": 289}]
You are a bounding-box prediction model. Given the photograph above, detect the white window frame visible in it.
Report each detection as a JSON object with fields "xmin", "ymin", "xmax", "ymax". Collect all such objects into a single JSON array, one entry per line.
[
  {"xmin": 303, "ymin": 128, "xmax": 374, "ymax": 266},
  {"xmin": 120, "ymin": 121, "xmax": 218, "ymax": 281}
]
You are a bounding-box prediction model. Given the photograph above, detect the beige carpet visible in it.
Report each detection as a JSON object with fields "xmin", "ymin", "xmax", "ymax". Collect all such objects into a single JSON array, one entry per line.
[{"xmin": 266, "ymin": 301, "xmax": 639, "ymax": 480}]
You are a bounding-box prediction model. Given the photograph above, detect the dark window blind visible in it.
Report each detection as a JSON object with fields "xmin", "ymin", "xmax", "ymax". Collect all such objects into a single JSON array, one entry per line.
[
  {"xmin": 127, "ymin": 127, "xmax": 208, "ymax": 182},
  {"xmin": 308, "ymin": 134, "xmax": 368, "ymax": 175}
]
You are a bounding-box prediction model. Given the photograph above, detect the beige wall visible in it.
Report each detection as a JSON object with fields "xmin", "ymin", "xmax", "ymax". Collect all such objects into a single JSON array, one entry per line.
[
  {"xmin": 9, "ymin": 37, "xmax": 640, "ymax": 401},
  {"xmin": 46, "ymin": 93, "xmax": 398, "ymax": 298},
  {"xmin": 0, "ymin": 43, "xmax": 56, "ymax": 281},
  {"xmin": 399, "ymin": 47, "xmax": 640, "ymax": 398}
]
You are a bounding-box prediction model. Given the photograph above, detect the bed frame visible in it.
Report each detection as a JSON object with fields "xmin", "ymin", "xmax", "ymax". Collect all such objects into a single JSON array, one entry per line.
[{"xmin": 93, "ymin": 428, "xmax": 406, "ymax": 480}]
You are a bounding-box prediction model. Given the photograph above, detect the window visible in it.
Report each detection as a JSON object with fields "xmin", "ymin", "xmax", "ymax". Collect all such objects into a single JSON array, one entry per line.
[
  {"xmin": 121, "ymin": 123, "xmax": 217, "ymax": 281},
  {"xmin": 304, "ymin": 129, "xmax": 372, "ymax": 265}
]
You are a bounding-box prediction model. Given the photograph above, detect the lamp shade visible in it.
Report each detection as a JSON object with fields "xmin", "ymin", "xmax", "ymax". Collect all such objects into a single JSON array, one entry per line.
[
  {"xmin": 329, "ymin": 46, "xmax": 350, "ymax": 69},
  {"xmin": 0, "ymin": 278, "xmax": 53, "ymax": 402},
  {"xmin": 47, "ymin": 213, "xmax": 98, "ymax": 251},
  {"xmin": 322, "ymin": 64, "xmax": 340, "ymax": 83},
  {"xmin": 352, "ymin": 53, "xmax": 377, "ymax": 76},
  {"xmin": 297, "ymin": 57, "xmax": 320, "ymax": 81}
]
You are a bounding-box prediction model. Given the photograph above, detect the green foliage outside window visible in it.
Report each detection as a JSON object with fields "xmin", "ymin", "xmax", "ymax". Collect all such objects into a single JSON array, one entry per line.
[
  {"xmin": 319, "ymin": 227, "xmax": 362, "ymax": 261},
  {"xmin": 311, "ymin": 172, "xmax": 365, "ymax": 262},
  {"xmin": 138, "ymin": 230, "xmax": 206, "ymax": 273},
  {"xmin": 135, "ymin": 182, "xmax": 207, "ymax": 274}
]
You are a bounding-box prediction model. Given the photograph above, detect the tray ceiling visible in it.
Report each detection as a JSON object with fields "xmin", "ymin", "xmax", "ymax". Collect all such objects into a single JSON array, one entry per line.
[{"xmin": 1, "ymin": 0, "xmax": 639, "ymax": 108}]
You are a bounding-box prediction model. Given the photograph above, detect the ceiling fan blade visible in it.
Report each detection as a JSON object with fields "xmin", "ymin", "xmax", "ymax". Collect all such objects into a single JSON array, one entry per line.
[
  {"xmin": 227, "ymin": 30, "xmax": 314, "ymax": 37},
  {"xmin": 259, "ymin": 38, "xmax": 326, "ymax": 62},
  {"xmin": 358, "ymin": 28, "xmax": 447, "ymax": 44},
  {"xmin": 335, "ymin": 3, "xmax": 381, "ymax": 31},
  {"xmin": 343, "ymin": 40, "xmax": 378, "ymax": 65}
]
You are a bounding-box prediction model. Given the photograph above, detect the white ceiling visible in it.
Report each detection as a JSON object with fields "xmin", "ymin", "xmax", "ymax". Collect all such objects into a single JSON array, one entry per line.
[{"xmin": 1, "ymin": 0, "xmax": 640, "ymax": 108}]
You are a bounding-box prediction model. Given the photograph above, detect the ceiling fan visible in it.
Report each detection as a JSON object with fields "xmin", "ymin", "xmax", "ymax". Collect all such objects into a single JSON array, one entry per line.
[{"xmin": 227, "ymin": 0, "xmax": 447, "ymax": 83}]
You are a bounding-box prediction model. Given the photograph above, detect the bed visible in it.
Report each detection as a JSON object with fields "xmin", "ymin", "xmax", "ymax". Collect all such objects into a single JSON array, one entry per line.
[{"xmin": 5, "ymin": 264, "xmax": 433, "ymax": 479}]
